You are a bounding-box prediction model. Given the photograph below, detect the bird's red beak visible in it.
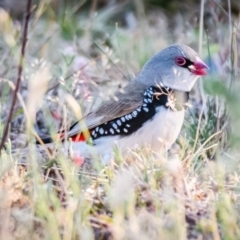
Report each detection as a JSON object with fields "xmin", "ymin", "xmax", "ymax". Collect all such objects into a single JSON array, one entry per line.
[{"xmin": 191, "ymin": 56, "xmax": 209, "ymax": 76}]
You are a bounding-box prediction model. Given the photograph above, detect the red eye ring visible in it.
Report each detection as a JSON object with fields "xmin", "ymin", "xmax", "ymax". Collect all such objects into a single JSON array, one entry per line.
[{"xmin": 175, "ymin": 57, "xmax": 186, "ymax": 66}]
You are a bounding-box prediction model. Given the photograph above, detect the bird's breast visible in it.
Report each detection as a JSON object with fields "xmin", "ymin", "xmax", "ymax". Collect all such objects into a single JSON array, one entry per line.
[{"xmin": 115, "ymin": 107, "xmax": 185, "ymax": 152}]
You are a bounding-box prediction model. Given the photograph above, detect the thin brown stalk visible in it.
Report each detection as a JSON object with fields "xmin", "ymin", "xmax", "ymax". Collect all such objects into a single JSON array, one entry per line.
[
  {"xmin": 0, "ymin": 0, "xmax": 32, "ymax": 152},
  {"xmin": 198, "ymin": 0, "xmax": 207, "ymax": 118}
]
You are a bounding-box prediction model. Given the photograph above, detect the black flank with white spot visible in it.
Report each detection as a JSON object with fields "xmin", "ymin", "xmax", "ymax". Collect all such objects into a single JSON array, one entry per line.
[{"xmin": 91, "ymin": 86, "xmax": 172, "ymax": 141}]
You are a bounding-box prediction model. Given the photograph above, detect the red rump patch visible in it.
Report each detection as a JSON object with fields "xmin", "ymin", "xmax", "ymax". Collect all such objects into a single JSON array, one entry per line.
[
  {"xmin": 60, "ymin": 131, "xmax": 92, "ymax": 142},
  {"xmin": 71, "ymin": 133, "xmax": 87, "ymax": 142}
]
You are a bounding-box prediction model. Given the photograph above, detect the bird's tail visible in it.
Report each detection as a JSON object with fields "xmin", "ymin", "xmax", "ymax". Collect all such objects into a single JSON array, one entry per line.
[
  {"xmin": 36, "ymin": 122, "xmax": 90, "ymax": 145},
  {"xmin": 36, "ymin": 136, "xmax": 54, "ymax": 144}
]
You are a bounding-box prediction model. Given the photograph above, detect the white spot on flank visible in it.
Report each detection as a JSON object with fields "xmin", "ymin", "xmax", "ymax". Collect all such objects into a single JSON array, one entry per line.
[
  {"xmin": 105, "ymin": 131, "xmax": 108, "ymax": 134},
  {"xmin": 117, "ymin": 120, "xmax": 121, "ymax": 126},
  {"xmin": 148, "ymin": 98, "xmax": 152, "ymax": 103},
  {"xmin": 123, "ymin": 128, "xmax": 128, "ymax": 133},
  {"xmin": 121, "ymin": 117, "xmax": 125, "ymax": 122},
  {"xmin": 92, "ymin": 130, "xmax": 95, "ymax": 135},
  {"xmin": 96, "ymin": 127, "xmax": 99, "ymax": 132},
  {"xmin": 132, "ymin": 111, "xmax": 137, "ymax": 117},
  {"xmin": 137, "ymin": 108, "xmax": 141, "ymax": 112},
  {"xmin": 113, "ymin": 123, "xmax": 118, "ymax": 129},
  {"xmin": 128, "ymin": 114, "xmax": 132, "ymax": 120},
  {"xmin": 110, "ymin": 128, "xmax": 114, "ymax": 134},
  {"xmin": 143, "ymin": 107, "xmax": 149, "ymax": 112},
  {"xmin": 143, "ymin": 103, "xmax": 147, "ymax": 107},
  {"xmin": 144, "ymin": 99, "xmax": 148, "ymax": 103},
  {"xmin": 126, "ymin": 124, "xmax": 130, "ymax": 127},
  {"xmin": 116, "ymin": 129, "xmax": 120, "ymax": 133},
  {"xmin": 99, "ymin": 128, "xmax": 104, "ymax": 134}
]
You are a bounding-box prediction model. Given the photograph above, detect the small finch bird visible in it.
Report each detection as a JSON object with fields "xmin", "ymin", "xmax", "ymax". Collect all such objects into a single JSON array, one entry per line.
[{"xmin": 38, "ymin": 44, "xmax": 208, "ymax": 163}]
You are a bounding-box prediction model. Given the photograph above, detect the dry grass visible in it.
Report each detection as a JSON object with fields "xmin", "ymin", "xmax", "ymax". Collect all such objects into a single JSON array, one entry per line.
[{"xmin": 0, "ymin": 0, "xmax": 240, "ymax": 239}]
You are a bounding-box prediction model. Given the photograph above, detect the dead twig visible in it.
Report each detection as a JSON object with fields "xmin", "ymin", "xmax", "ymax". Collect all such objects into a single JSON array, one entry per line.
[{"xmin": 0, "ymin": 0, "xmax": 32, "ymax": 152}]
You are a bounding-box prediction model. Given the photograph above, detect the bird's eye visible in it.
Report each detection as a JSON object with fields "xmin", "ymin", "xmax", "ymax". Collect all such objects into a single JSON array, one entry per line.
[{"xmin": 175, "ymin": 57, "xmax": 186, "ymax": 66}]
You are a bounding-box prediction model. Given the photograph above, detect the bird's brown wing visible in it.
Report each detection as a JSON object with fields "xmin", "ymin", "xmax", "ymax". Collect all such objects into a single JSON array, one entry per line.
[{"xmin": 67, "ymin": 82, "xmax": 145, "ymax": 138}]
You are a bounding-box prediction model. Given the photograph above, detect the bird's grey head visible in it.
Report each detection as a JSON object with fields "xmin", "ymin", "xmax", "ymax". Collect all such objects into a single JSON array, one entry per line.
[{"xmin": 137, "ymin": 44, "xmax": 209, "ymax": 92}]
